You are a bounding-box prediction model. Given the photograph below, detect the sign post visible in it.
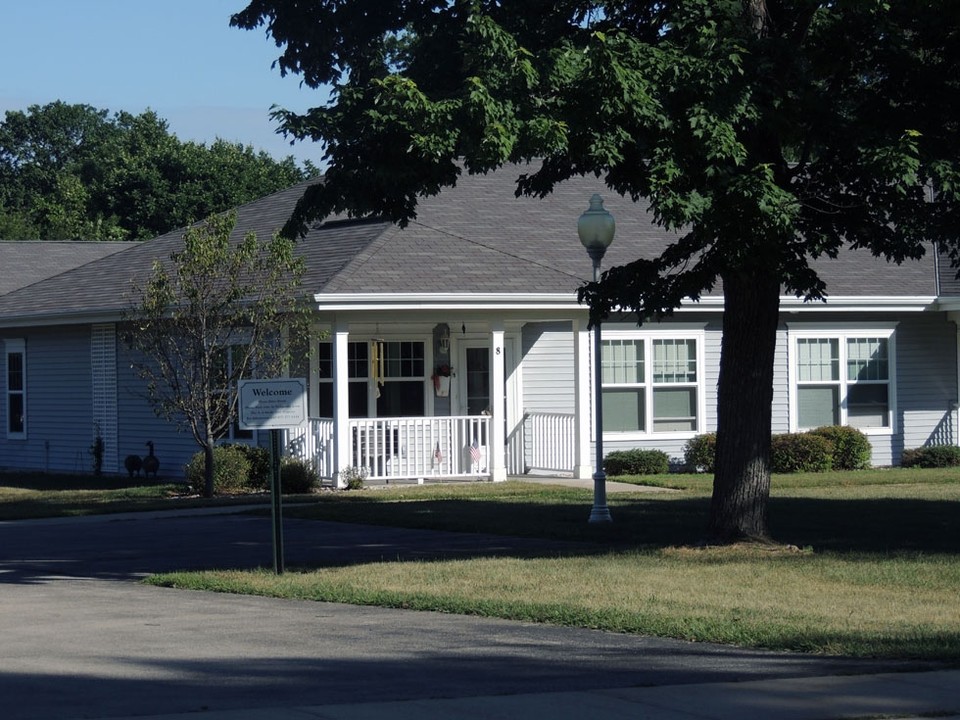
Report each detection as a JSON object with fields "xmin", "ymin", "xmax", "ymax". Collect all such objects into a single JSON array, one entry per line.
[
  {"xmin": 238, "ymin": 378, "xmax": 307, "ymax": 575},
  {"xmin": 269, "ymin": 428, "xmax": 283, "ymax": 574}
]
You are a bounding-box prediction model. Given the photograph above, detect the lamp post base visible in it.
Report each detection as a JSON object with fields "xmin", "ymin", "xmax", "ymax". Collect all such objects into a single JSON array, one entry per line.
[
  {"xmin": 588, "ymin": 505, "xmax": 613, "ymax": 523},
  {"xmin": 588, "ymin": 471, "xmax": 613, "ymax": 523}
]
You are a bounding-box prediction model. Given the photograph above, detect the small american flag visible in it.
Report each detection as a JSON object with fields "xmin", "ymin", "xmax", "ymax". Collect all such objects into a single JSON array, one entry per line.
[
  {"xmin": 434, "ymin": 442, "xmax": 443, "ymax": 464},
  {"xmin": 470, "ymin": 439, "xmax": 481, "ymax": 464}
]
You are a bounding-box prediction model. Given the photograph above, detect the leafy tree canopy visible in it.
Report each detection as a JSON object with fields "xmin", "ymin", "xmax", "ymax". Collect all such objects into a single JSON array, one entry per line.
[
  {"xmin": 0, "ymin": 101, "xmax": 314, "ymax": 241},
  {"xmin": 233, "ymin": 0, "xmax": 959, "ymax": 542}
]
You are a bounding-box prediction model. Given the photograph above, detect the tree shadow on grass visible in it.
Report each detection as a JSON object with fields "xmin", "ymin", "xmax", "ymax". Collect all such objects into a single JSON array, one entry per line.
[{"xmin": 284, "ymin": 493, "xmax": 960, "ymax": 556}]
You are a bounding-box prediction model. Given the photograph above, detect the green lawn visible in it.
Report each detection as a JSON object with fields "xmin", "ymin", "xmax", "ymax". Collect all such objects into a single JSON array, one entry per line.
[
  {"xmin": 0, "ymin": 471, "xmax": 268, "ymax": 520},
  {"xmin": 146, "ymin": 468, "xmax": 960, "ymax": 662}
]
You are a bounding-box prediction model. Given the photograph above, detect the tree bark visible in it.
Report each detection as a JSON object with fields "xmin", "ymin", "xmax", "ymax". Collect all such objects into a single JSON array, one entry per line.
[
  {"xmin": 707, "ymin": 270, "xmax": 781, "ymax": 543},
  {"xmin": 203, "ymin": 442, "xmax": 215, "ymax": 499}
]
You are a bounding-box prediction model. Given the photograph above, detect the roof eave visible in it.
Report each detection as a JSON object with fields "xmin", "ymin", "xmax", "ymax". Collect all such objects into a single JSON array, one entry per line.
[
  {"xmin": 314, "ymin": 293, "xmax": 938, "ymax": 314},
  {"xmin": 0, "ymin": 294, "xmax": 939, "ymax": 329},
  {"xmin": 0, "ymin": 309, "xmax": 125, "ymax": 329}
]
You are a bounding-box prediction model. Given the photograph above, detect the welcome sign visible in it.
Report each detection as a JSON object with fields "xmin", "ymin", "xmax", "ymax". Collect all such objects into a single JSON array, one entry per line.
[{"xmin": 238, "ymin": 378, "xmax": 307, "ymax": 430}]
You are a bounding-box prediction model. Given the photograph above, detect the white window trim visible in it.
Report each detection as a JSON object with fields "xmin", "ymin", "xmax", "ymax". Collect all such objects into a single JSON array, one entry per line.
[
  {"xmin": 599, "ymin": 330, "xmax": 706, "ymax": 441},
  {"xmin": 5, "ymin": 338, "xmax": 26, "ymax": 440},
  {"xmin": 315, "ymin": 340, "xmax": 370, "ymax": 419},
  {"xmin": 317, "ymin": 336, "xmax": 433, "ymax": 418},
  {"xmin": 787, "ymin": 324, "xmax": 897, "ymax": 436}
]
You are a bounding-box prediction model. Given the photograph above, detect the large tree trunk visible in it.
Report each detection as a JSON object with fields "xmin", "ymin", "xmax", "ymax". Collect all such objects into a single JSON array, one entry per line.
[{"xmin": 707, "ymin": 270, "xmax": 781, "ymax": 543}]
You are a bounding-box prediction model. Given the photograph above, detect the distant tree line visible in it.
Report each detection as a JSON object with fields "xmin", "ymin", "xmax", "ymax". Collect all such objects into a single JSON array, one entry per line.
[{"xmin": 0, "ymin": 101, "xmax": 317, "ymax": 241}]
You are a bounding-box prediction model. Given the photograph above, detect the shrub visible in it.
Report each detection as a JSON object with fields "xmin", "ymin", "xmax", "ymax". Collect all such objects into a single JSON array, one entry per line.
[
  {"xmin": 224, "ymin": 444, "xmax": 271, "ymax": 490},
  {"xmin": 185, "ymin": 445, "xmax": 252, "ymax": 495},
  {"xmin": 809, "ymin": 426, "xmax": 871, "ymax": 470},
  {"xmin": 683, "ymin": 433, "xmax": 717, "ymax": 473},
  {"xmin": 770, "ymin": 433, "xmax": 833, "ymax": 473},
  {"xmin": 901, "ymin": 445, "xmax": 960, "ymax": 468},
  {"xmin": 280, "ymin": 457, "xmax": 318, "ymax": 494},
  {"xmin": 603, "ymin": 449, "xmax": 670, "ymax": 476},
  {"xmin": 338, "ymin": 465, "xmax": 368, "ymax": 490}
]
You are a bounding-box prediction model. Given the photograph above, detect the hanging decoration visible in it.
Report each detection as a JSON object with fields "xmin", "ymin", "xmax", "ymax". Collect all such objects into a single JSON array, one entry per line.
[
  {"xmin": 431, "ymin": 363, "xmax": 452, "ymax": 397},
  {"xmin": 371, "ymin": 339, "xmax": 385, "ymax": 398}
]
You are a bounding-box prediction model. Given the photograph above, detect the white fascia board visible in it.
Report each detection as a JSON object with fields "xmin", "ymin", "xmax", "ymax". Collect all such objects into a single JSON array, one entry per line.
[
  {"xmin": 777, "ymin": 295, "xmax": 937, "ymax": 312},
  {"xmin": 315, "ymin": 292, "xmax": 936, "ymax": 314},
  {"xmin": 677, "ymin": 295, "xmax": 936, "ymax": 313},
  {"xmin": 314, "ymin": 293, "xmax": 582, "ymax": 312}
]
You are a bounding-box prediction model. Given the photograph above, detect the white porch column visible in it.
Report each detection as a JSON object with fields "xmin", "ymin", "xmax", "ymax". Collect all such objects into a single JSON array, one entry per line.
[
  {"xmin": 490, "ymin": 321, "xmax": 507, "ymax": 482},
  {"xmin": 332, "ymin": 319, "xmax": 350, "ymax": 488},
  {"xmin": 952, "ymin": 312, "xmax": 960, "ymax": 445},
  {"xmin": 573, "ymin": 315, "xmax": 593, "ymax": 479}
]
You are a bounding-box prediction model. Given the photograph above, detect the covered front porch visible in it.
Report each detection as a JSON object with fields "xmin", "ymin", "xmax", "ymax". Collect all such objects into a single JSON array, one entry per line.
[
  {"xmin": 291, "ymin": 411, "xmax": 579, "ymax": 484},
  {"xmin": 285, "ymin": 297, "xmax": 596, "ymax": 486}
]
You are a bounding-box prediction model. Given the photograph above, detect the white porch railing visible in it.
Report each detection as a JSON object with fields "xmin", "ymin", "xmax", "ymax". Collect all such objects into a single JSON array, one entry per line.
[
  {"xmin": 288, "ymin": 418, "xmax": 335, "ymax": 479},
  {"xmin": 290, "ymin": 411, "xmax": 576, "ymax": 483},
  {"xmin": 293, "ymin": 416, "xmax": 492, "ymax": 483},
  {"xmin": 523, "ymin": 411, "xmax": 576, "ymax": 474}
]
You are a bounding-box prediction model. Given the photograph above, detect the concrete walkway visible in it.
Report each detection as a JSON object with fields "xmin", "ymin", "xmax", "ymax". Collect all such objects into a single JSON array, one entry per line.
[{"xmin": 1, "ymin": 493, "xmax": 957, "ymax": 720}]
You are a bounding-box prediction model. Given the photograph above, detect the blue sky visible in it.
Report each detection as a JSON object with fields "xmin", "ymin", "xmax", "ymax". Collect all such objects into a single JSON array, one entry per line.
[{"xmin": 0, "ymin": 0, "xmax": 328, "ymax": 165}]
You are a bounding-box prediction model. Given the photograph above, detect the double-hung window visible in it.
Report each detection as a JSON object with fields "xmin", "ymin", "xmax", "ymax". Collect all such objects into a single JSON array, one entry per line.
[
  {"xmin": 601, "ymin": 333, "xmax": 702, "ymax": 436},
  {"xmin": 792, "ymin": 328, "xmax": 895, "ymax": 432},
  {"xmin": 5, "ymin": 339, "xmax": 26, "ymax": 439},
  {"xmin": 377, "ymin": 341, "xmax": 426, "ymax": 417},
  {"xmin": 317, "ymin": 341, "xmax": 369, "ymax": 418},
  {"xmin": 315, "ymin": 340, "xmax": 426, "ymax": 418}
]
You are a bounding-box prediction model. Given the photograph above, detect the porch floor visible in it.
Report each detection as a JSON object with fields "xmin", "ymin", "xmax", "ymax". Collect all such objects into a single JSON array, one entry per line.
[{"xmin": 357, "ymin": 475, "xmax": 677, "ymax": 494}]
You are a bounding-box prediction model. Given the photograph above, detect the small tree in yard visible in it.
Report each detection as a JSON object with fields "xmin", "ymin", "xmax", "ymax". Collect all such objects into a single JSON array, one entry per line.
[{"xmin": 126, "ymin": 212, "xmax": 308, "ymax": 497}]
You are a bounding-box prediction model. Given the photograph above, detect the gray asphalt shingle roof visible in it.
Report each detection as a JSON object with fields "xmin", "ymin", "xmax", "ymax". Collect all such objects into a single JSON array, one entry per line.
[
  {"xmin": 0, "ymin": 164, "xmax": 939, "ymax": 324},
  {"xmin": 0, "ymin": 241, "xmax": 137, "ymax": 296}
]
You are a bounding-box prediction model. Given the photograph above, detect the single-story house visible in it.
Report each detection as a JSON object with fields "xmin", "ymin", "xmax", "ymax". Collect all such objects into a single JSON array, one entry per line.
[{"xmin": 1, "ymin": 167, "xmax": 957, "ymax": 484}]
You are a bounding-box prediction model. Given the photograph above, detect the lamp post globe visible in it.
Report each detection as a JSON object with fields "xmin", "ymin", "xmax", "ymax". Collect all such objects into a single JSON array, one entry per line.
[
  {"xmin": 578, "ymin": 194, "xmax": 614, "ymax": 524},
  {"xmin": 579, "ymin": 193, "xmax": 616, "ymax": 275}
]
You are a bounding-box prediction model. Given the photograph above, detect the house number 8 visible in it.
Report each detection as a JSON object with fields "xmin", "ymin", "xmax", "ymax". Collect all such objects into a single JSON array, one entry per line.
[{"xmin": 496, "ymin": 347, "xmax": 501, "ymax": 355}]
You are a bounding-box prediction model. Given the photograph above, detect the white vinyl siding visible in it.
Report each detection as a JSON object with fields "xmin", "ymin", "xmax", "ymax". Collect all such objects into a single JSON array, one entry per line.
[
  {"xmin": 894, "ymin": 312, "xmax": 958, "ymax": 461},
  {"xmin": 1, "ymin": 327, "xmax": 105, "ymax": 473},
  {"xmin": 520, "ymin": 322, "xmax": 576, "ymax": 415}
]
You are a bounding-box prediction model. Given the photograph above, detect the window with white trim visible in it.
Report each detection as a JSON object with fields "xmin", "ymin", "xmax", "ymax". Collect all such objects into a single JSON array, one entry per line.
[
  {"xmin": 317, "ymin": 341, "xmax": 369, "ymax": 418},
  {"xmin": 315, "ymin": 340, "xmax": 427, "ymax": 418},
  {"xmin": 5, "ymin": 339, "xmax": 26, "ymax": 438},
  {"xmin": 792, "ymin": 331, "xmax": 894, "ymax": 432},
  {"xmin": 377, "ymin": 341, "xmax": 426, "ymax": 417},
  {"xmin": 601, "ymin": 334, "xmax": 702, "ymax": 435},
  {"xmin": 215, "ymin": 344, "xmax": 255, "ymax": 441}
]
